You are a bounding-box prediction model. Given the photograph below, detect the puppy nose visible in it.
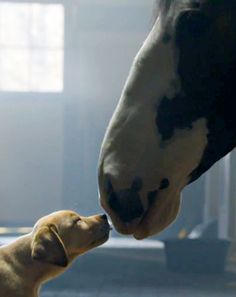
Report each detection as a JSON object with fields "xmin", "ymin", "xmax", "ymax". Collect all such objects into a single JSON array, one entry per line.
[{"xmin": 100, "ymin": 214, "xmax": 108, "ymax": 221}]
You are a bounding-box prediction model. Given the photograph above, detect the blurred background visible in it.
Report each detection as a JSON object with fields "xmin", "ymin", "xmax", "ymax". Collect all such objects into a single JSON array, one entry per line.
[
  {"xmin": 0, "ymin": 0, "xmax": 236, "ymax": 296},
  {"xmin": 0, "ymin": 0, "xmax": 155, "ymax": 227}
]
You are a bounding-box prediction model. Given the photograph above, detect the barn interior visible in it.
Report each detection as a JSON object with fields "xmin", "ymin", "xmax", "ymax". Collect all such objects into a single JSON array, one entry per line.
[{"xmin": 0, "ymin": 0, "xmax": 236, "ymax": 296}]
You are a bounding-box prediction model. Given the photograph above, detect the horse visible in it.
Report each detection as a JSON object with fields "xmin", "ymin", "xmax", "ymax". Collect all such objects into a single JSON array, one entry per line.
[{"xmin": 98, "ymin": 0, "xmax": 236, "ymax": 239}]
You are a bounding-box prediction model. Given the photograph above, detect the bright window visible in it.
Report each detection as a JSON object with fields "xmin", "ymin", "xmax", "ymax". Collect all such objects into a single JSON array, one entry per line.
[{"xmin": 0, "ymin": 2, "xmax": 64, "ymax": 92}]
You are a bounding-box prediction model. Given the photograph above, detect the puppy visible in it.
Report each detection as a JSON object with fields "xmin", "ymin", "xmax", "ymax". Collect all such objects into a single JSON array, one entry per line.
[{"xmin": 0, "ymin": 210, "xmax": 110, "ymax": 297}]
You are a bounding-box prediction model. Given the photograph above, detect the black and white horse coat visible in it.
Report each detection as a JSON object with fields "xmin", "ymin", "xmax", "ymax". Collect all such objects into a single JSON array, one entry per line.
[{"xmin": 98, "ymin": 0, "xmax": 236, "ymax": 239}]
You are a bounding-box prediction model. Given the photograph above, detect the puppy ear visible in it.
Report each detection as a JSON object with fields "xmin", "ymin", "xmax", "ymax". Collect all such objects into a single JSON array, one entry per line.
[{"xmin": 31, "ymin": 225, "xmax": 68, "ymax": 267}]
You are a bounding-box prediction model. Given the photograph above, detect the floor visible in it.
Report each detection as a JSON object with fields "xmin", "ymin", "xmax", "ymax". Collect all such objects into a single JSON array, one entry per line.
[{"xmin": 38, "ymin": 238, "xmax": 236, "ymax": 297}]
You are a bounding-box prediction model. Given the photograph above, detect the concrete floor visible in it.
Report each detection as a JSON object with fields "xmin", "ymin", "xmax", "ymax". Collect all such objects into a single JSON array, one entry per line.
[{"xmin": 40, "ymin": 239, "xmax": 236, "ymax": 297}]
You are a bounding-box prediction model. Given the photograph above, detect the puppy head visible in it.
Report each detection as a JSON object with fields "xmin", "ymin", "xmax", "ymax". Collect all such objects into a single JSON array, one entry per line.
[{"xmin": 31, "ymin": 210, "xmax": 110, "ymax": 267}]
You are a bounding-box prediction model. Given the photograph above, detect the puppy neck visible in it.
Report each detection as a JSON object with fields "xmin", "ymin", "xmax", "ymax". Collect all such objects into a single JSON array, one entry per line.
[{"xmin": 0, "ymin": 234, "xmax": 68, "ymax": 296}]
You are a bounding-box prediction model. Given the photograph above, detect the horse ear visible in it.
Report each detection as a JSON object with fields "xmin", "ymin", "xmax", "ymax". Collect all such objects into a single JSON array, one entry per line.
[{"xmin": 31, "ymin": 225, "xmax": 68, "ymax": 267}]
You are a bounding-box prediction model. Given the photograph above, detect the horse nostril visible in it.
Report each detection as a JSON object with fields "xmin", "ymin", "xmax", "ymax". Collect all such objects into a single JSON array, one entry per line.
[
  {"xmin": 109, "ymin": 192, "xmax": 120, "ymax": 212},
  {"xmin": 108, "ymin": 190, "xmax": 144, "ymax": 223},
  {"xmin": 160, "ymin": 178, "xmax": 170, "ymax": 190}
]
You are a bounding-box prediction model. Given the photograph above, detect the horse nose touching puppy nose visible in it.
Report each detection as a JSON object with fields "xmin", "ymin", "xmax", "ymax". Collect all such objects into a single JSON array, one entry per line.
[
  {"xmin": 100, "ymin": 214, "xmax": 108, "ymax": 221},
  {"xmin": 104, "ymin": 175, "xmax": 145, "ymax": 224}
]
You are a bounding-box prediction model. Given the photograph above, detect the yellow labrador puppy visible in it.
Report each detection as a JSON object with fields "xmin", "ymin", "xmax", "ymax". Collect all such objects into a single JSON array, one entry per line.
[{"xmin": 0, "ymin": 210, "xmax": 110, "ymax": 297}]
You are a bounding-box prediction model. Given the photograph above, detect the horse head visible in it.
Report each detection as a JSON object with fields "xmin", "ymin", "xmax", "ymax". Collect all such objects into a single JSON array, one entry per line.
[{"xmin": 98, "ymin": 0, "xmax": 236, "ymax": 239}]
